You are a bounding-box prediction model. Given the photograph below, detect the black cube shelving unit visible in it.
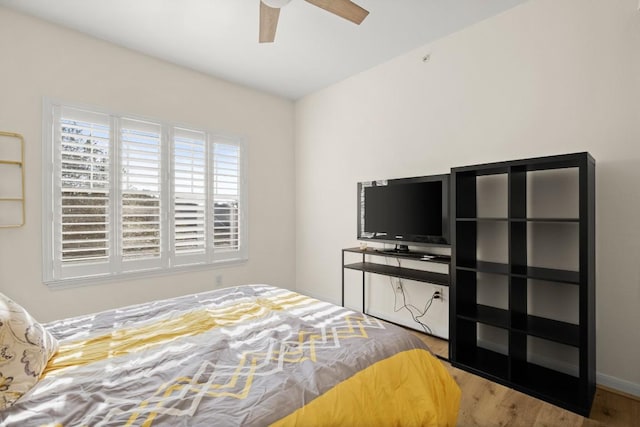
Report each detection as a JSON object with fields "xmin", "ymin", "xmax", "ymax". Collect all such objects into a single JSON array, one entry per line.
[{"xmin": 449, "ymin": 152, "xmax": 595, "ymax": 416}]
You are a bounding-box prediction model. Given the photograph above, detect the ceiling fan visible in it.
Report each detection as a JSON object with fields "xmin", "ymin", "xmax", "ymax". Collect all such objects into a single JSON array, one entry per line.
[{"xmin": 259, "ymin": 0, "xmax": 369, "ymax": 43}]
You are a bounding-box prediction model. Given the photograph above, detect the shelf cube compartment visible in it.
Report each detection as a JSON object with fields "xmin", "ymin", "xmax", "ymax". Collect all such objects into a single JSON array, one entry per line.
[
  {"xmin": 509, "ymin": 334, "xmax": 588, "ymax": 415},
  {"xmin": 527, "ymin": 221, "xmax": 579, "ymax": 272},
  {"xmin": 477, "ymin": 173, "xmax": 508, "ymax": 219},
  {"xmin": 477, "ymin": 272, "xmax": 509, "ymax": 311},
  {"xmin": 454, "ymin": 269, "xmax": 477, "ymax": 316},
  {"xmin": 527, "ymin": 168, "xmax": 579, "ymax": 220},
  {"xmin": 527, "ymin": 279, "xmax": 579, "ymax": 325},
  {"xmin": 477, "ymin": 220, "xmax": 508, "ymax": 265},
  {"xmin": 510, "ymin": 358, "xmax": 585, "ymax": 414},
  {"xmin": 454, "ymin": 317, "xmax": 509, "ymax": 382},
  {"xmin": 454, "ymin": 172, "xmax": 477, "ymax": 219},
  {"xmin": 455, "ymin": 220, "xmax": 477, "ymax": 268}
]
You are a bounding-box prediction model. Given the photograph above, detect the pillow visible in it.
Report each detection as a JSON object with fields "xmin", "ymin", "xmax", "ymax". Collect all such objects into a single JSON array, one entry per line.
[{"xmin": 0, "ymin": 293, "xmax": 58, "ymax": 410}]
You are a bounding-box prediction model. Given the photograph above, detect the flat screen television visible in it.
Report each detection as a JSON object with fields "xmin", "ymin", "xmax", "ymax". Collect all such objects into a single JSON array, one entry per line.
[{"xmin": 357, "ymin": 174, "xmax": 450, "ymax": 250}]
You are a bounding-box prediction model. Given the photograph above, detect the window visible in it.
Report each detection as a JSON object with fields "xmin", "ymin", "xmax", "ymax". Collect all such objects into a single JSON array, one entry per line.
[{"xmin": 43, "ymin": 100, "xmax": 247, "ymax": 286}]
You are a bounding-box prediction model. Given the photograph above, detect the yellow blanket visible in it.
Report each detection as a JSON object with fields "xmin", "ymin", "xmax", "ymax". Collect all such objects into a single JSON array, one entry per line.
[{"xmin": 274, "ymin": 348, "xmax": 460, "ymax": 426}]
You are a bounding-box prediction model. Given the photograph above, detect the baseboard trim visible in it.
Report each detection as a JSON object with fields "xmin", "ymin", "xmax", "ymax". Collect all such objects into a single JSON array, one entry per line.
[
  {"xmin": 597, "ymin": 384, "xmax": 640, "ymax": 402},
  {"xmin": 596, "ymin": 373, "xmax": 640, "ymax": 400}
]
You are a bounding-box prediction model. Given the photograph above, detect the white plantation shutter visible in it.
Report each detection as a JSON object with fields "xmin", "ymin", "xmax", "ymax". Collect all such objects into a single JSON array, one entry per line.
[
  {"xmin": 120, "ymin": 119, "xmax": 162, "ymax": 263},
  {"xmin": 59, "ymin": 108, "xmax": 111, "ymax": 267},
  {"xmin": 43, "ymin": 100, "xmax": 247, "ymax": 286},
  {"xmin": 49, "ymin": 106, "xmax": 114, "ymax": 280},
  {"xmin": 173, "ymin": 128, "xmax": 207, "ymax": 260},
  {"xmin": 212, "ymin": 141, "xmax": 241, "ymax": 254}
]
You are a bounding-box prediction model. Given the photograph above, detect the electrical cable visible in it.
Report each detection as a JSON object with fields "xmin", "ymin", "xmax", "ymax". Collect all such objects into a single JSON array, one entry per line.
[{"xmin": 384, "ymin": 255, "xmax": 439, "ymax": 335}]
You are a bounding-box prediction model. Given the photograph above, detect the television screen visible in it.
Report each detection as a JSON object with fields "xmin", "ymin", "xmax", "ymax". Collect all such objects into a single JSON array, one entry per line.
[
  {"xmin": 364, "ymin": 182, "xmax": 442, "ymax": 235},
  {"xmin": 358, "ymin": 174, "xmax": 449, "ymax": 247}
]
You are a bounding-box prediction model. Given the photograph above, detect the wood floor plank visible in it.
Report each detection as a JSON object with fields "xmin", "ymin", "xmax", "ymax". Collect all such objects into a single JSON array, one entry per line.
[
  {"xmin": 463, "ymin": 378, "xmax": 513, "ymax": 426},
  {"xmin": 494, "ymin": 389, "xmax": 544, "ymax": 427},
  {"xmin": 533, "ymin": 401, "xmax": 596, "ymax": 427},
  {"xmin": 589, "ymin": 387, "xmax": 639, "ymax": 427}
]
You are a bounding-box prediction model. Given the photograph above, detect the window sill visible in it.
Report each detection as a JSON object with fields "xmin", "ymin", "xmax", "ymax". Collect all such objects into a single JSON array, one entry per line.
[{"xmin": 44, "ymin": 257, "xmax": 248, "ymax": 290}]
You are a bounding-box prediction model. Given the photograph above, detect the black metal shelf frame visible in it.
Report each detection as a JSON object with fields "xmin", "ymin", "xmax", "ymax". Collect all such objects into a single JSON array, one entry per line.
[{"xmin": 341, "ymin": 247, "xmax": 450, "ymax": 334}]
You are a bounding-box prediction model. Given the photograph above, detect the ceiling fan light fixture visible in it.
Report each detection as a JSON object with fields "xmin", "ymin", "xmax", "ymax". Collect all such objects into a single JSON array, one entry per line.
[{"xmin": 262, "ymin": 0, "xmax": 292, "ymax": 8}]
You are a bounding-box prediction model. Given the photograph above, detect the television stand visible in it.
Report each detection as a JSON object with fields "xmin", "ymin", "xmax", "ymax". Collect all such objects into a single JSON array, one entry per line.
[{"xmin": 341, "ymin": 247, "xmax": 450, "ymax": 336}]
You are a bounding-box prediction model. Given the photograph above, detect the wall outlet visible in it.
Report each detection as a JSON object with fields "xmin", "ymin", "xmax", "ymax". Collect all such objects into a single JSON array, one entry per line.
[
  {"xmin": 434, "ymin": 286, "xmax": 444, "ymax": 302},
  {"xmin": 215, "ymin": 275, "xmax": 223, "ymax": 287}
]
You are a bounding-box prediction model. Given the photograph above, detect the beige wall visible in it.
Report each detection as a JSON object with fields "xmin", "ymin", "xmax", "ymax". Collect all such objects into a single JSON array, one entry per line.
[
  {"xmin": 0, "ymin": 8, "xmax": 296, "ymax": 321},
  {"xmin": 295, "ymin": 0, "xmax": 640, "ymax": 395}
]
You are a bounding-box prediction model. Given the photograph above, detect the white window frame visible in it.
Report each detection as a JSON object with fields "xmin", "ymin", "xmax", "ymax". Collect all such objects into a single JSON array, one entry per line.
[{"xmin": 42, "ymin": 98, "xmax": 248, "ymax": 288}]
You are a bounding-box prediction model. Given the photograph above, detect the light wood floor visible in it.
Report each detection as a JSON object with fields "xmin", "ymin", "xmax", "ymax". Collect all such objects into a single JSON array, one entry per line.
[{"xmin": 411, "ymin": 332, "xmax": 640, "ymax": 427}]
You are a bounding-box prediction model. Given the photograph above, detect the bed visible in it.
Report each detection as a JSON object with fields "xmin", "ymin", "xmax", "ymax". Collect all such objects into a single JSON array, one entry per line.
[{"xmin": 0, "ymin": 284, "xmax": 460, "ymax": 426}]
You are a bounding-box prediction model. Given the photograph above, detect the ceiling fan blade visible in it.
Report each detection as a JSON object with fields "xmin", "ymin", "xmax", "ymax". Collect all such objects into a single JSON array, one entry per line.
[
  {"xmin": 304, "ymin": 0, "xmax": 369, "ymax": 25},
  {"xmin": 259, "ymin": 1, "xmax": 281, "ymax": 43}
]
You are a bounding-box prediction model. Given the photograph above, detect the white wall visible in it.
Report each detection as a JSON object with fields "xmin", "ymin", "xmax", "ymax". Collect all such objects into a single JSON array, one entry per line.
[
  {"xmin": 0, "ymin": 8, "xmax": 296, "ymax": 321},
  {"xmin": 295, "ymin": 0, "xmax": 640, "ymax": 395}
]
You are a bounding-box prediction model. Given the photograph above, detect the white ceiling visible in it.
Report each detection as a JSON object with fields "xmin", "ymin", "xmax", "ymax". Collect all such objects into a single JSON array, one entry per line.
[{"xmin": 0, "ymin": 0, "xmax": 529, "ymax": 99}]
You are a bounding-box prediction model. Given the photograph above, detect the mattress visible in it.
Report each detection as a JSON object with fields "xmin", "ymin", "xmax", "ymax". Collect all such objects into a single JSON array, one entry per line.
[{"xmin": 0, "ymin": 285, "xmax": 460, "ymax": 426}]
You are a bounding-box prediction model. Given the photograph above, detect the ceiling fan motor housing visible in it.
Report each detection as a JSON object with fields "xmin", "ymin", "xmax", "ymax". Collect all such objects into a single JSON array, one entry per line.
[{"xmin": 262, "ymin": 0, "xmax": 292, "ymax": 8}]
